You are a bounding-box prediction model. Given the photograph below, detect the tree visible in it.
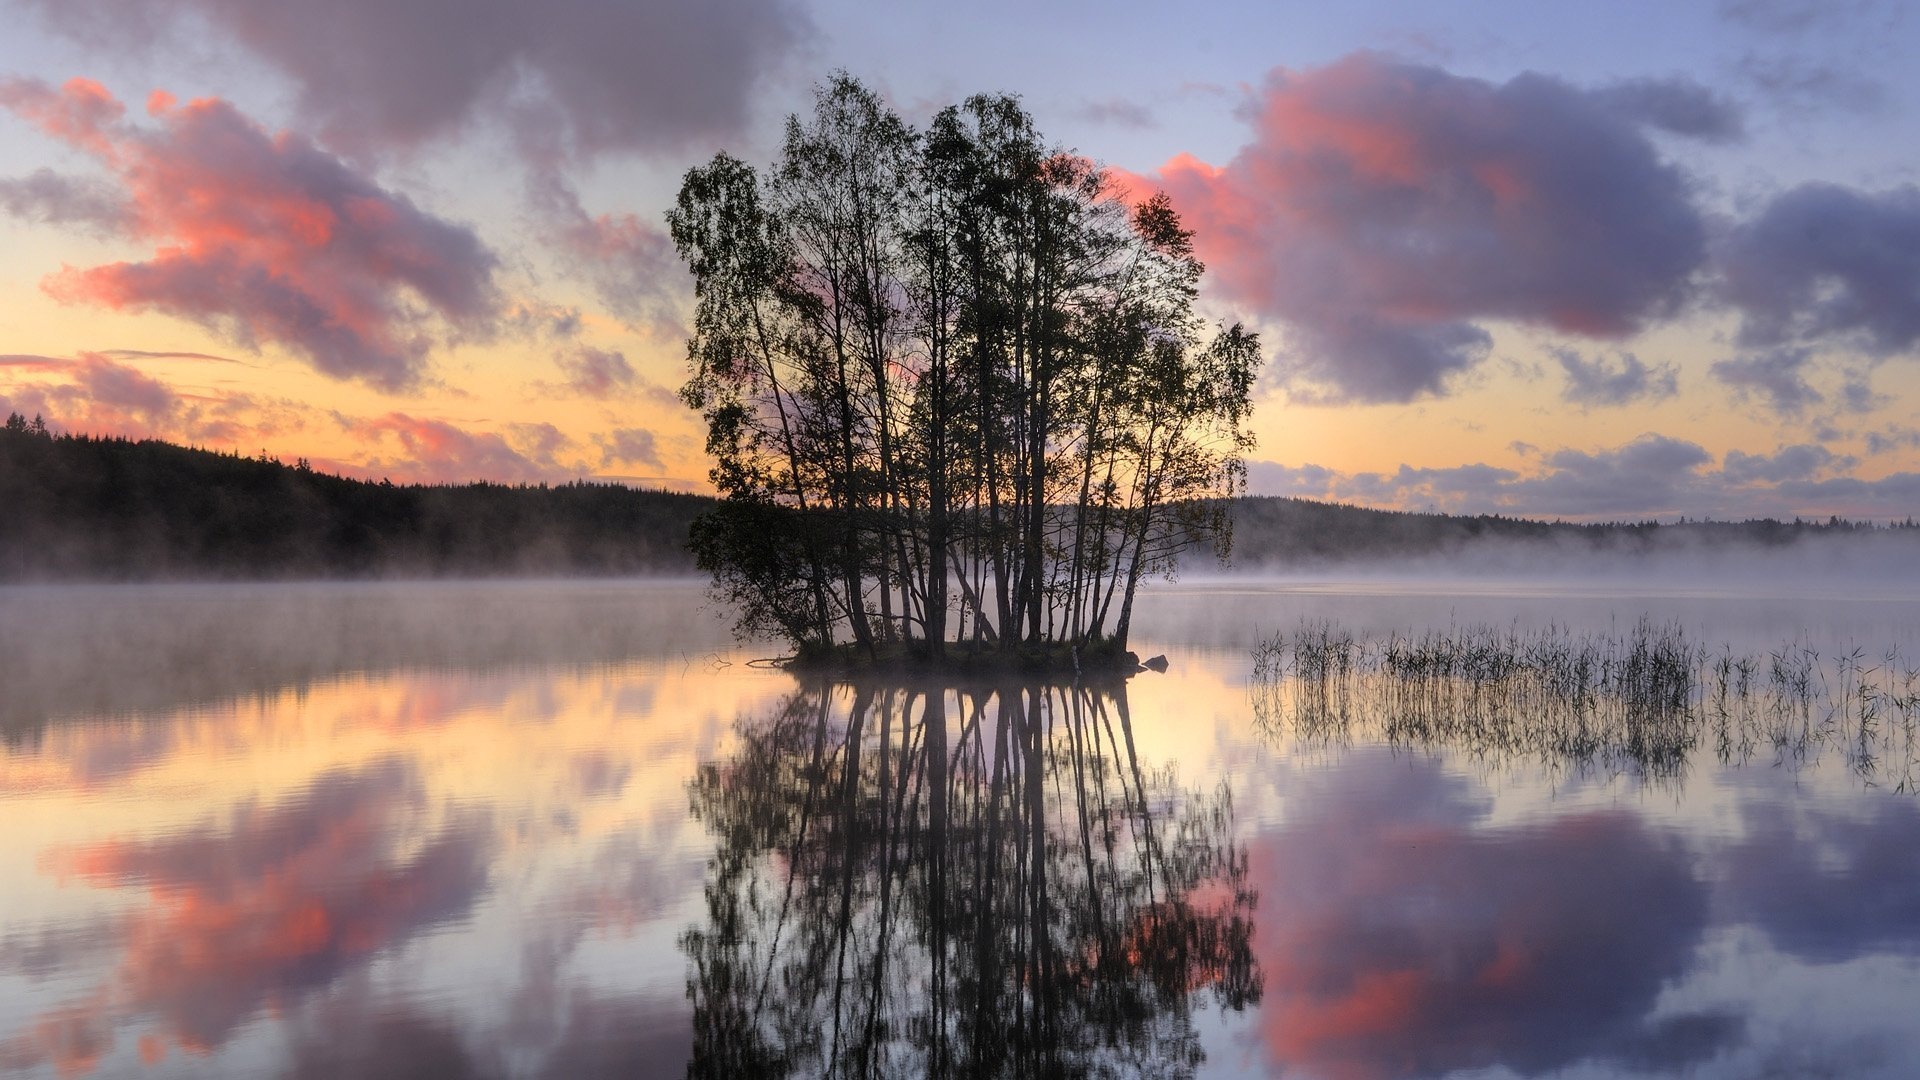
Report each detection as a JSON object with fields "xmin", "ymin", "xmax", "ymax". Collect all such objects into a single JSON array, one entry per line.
[{"xmin": 671, "ymin": 74, "xmax": 1259, "ymax": 663}]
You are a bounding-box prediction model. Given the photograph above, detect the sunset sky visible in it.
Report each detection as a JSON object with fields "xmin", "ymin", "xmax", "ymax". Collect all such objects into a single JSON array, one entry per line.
[{"xmin": 4, "ymin": 0, "xmax": 1919, "ymax": 521}]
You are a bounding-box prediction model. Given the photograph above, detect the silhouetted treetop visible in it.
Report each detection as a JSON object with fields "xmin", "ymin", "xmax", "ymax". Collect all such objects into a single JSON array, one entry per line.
[{"xmin": 670, "ymin": 74, "xmax": 1261, "ymax": 666}]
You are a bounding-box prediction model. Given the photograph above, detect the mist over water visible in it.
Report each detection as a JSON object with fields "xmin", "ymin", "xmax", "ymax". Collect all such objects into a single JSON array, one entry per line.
[
  {"xmin": 1226, "ymin": 527, "xmax": 1920, "ymax": 595},
  {"xmin": 1, "ymin": 578, "xmax": 1917, "ymax": 1078}
]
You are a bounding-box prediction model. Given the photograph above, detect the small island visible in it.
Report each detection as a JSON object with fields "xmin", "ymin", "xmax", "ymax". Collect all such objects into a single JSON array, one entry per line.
[{"xmin": 670, "ymin": 76, "xmax": 1259, "ymax": 676}]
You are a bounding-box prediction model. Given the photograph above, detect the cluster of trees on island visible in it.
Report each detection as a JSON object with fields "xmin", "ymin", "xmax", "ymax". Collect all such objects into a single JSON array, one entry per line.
[{"xmin": 671, "ymin": 76, "xmax": 1259, "ymax": 664}]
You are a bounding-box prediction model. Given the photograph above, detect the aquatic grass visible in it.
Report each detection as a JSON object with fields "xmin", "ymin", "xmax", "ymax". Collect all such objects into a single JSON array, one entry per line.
[{"xmin": 1250, "ymin": 620, "xmax": 1920, "ymax": 789}]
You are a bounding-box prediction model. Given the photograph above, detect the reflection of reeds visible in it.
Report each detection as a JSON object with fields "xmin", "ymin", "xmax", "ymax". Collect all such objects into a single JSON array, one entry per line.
[{"xmin": 1251, "ymin": 621, "xmax": 1920, "ymax": 789}]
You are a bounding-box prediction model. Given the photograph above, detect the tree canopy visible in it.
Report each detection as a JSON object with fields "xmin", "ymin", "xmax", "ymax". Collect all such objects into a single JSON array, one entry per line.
[{"xmin": 670, "ymin": 74, "xmax": 1260, "ymax": 664}]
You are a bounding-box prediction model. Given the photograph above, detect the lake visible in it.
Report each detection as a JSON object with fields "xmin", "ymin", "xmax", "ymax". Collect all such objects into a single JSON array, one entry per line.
[{"xmin": 2, "ymin": 578, "xmax": 1918, "ymax": 1078}]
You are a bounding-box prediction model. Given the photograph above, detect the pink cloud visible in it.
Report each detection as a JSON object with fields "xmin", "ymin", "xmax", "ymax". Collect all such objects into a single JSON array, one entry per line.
[
  {"xmin": 1131, "ymin": 54, "xmax": 1710, "ymax": 402},
  {"xmin": 4, "ymin": 762, "xmax": 490, "ymax": 1069},
  {"xmin": 530, "ymin": 175, "xmax": 688, "ymax": 340},
  {"xmin": 0, "ymin": 352, "xmax": 311, "ymax": 447},
  {"xmin": 0, "ymin": 77, "xmax": 498, "ymax": 390},
  {"xmin": 344, "ymin": 411, "xmax": 575, "ymax": 484}
]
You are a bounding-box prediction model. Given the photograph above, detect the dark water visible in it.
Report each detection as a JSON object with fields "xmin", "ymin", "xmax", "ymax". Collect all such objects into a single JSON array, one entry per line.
[{"xmin": 2, "ymin": 579, "xmax": 1918, "ymax": 1078}]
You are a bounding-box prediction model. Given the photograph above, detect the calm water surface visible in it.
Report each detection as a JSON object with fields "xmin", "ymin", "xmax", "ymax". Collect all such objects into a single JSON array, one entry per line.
[{"xmin": 2, "ymin": 579, "xmax": 1918, "ymax": 1078}]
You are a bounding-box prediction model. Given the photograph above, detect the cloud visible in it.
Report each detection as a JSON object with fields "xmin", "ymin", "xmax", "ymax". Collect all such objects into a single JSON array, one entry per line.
[
  {"xmin": 544, "ymin": 346, "xmax": 680, "ymax": 408},
  {"xmin": 0, "ymin": 77, "xmax": 498, "ymax": 390},
  {"xmin": 507, "ymin": 421, "xmax": 572, "ymax": 462},
  {"xmin": 529, "ymin": 176, "xmax": 688, "ymax": 339},
  {"xmin": 1864, "ymin": 425, "xmax": 1920, "ymax": 455},
  {"xmin": 1508, "ymin": 435, "xmax": 1714, "ymax": 516},
  {"xmin": 0, "ymin": 353, "xmax": 72, "ymax": 372},
  {"xmin": 99, "ymin": 348, "xmax": 248, "ymax": 365},
  {"xmin": 70, "ymin": 352, "xmax": 178, "ymax": 420},
  {"xmin": 1710, "ymin": 347, "xmax": 1822, "ymax": 416},
  {"xmin": 553, "ymin": 346, "xmax": 634, "ymax": 399},
  {"xmin": 1718, "ymin": 0, "xmax": 1883, "ymax": 34},
  {"xmin": 1719, "ymin": 443, "xmax": 1845, "ymax": 484},
  {"xmin": 1734, "ymin": 53, "xmax": 1888, "ymax": 115},
  {"xmin": 1238, "ymin": 431, "xmax": 1911, "ymax": 520},
  {"xmin": 1245, "ymin": 461, "xmax": 1341, "ymax": 500},
  {"xmin": 595, "ymin": 428, "xmax": 665, "ymax": 472},
  {"xmin": 1247, "ymin": 429, "xmax": 1920, "ymax": 520},
  {"xmin": 279, "ymin": 1002, "xmax": 497, "ymax": 1080},
  {"xmin": 1593, "ymin": 77, "xmax": 1746, "ymax": 142},
  {"xmin": 1719, "ymin": 183, "xmax": 1920, "ymax": 358},
  {"xmin": 1722, "ymin": 798, "xmax": 1920, "ymax": 963},
  {"xmin": 505, "ymin": 302, "xmax": 583, "ymax": 342},
  {"xmin": 0, "ymin": 353, "xmax": 178, "ymax": 431},
  {"xmin": 20, "ymin": 0, "xmax": 808, "ymax": 160},
  {"xmin": 1135, "ymin": 53, "xmax": 1709, "ymax": 403},
  {"xmin": 1554, "ymin": 347, "xmax": 1680, "ymax": 408},
  {"xmin": 14, "ymin": 760, "xmax": 491, "ymax": 1063},
  {"xmin": 345, "ymin": 412, "xmax": 577, "ymax": 484},
  {"xmin": 1253, "ymin": 754, "xmax": 1727, "ymax": 1079},
  {"xmin": 1075, "ymin": 97, "xmax": 1155, "ymax": 129},
  {"xmin": 1768, "ymin": 471, "xmax": 1920, "ymax": 513},
  {"xmin": 0, "ymin": 166, "xmax": 130, "ymax": 233},
  {"xmin": 0, "ymin": 351, "xmax": 315, "ymax": 446}
]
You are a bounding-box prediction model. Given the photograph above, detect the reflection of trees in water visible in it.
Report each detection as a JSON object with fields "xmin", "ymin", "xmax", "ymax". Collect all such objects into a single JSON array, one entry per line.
[{"xmin": 683, "ymin": 684, "xmax": 1259, "ymax": 1078}]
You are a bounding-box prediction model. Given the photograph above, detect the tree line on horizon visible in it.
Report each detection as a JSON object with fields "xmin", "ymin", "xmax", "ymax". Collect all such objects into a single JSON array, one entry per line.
[
  {"xmin": 3, "ymin": 415, "xmax": 1911, "ymax": 583},
  {"xmin": 0, "ymin": 417, "xmax": 705, "ymax": 579},
  {"xmin": 672, "ymin": 75, "xmax": 1259, "ymax": 662}
]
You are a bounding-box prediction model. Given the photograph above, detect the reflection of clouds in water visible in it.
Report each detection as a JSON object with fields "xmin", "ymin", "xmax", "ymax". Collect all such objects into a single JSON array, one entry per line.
[
  {"xmin": 274, "ymin": 984, "xmax": 691, "ymax": 1080},
  {"xmin": 569, "ymin": 748, "xmax": 634, "ymax": 800},
  {"xmin": 1723, "ymin": 795, "xmax": 1920, "ymax": 962},
  {"xmin": 1656, "ymin": 925, "xmax": 1917, "ymax": 1080},
  {"xmin": 280, "ymin": 998, "xmax": 497, "ymax": 1080},
  {"xmin": 5, "ymin": 759, "xmax": 491, "ymax": 1070},
  {"xmin": 1, "ymin": 654, "xmax": 760, "ymax": 1075},
  {"xmin": 1253, "ymin": 751, "xmax": 1736, "ymax": 1079}
]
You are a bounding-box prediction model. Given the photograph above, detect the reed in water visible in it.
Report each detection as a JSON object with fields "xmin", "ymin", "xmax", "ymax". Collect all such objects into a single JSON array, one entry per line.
[{"xmin": 1251, "ymin": 620, "xmax": 1920, "ymax": 789}]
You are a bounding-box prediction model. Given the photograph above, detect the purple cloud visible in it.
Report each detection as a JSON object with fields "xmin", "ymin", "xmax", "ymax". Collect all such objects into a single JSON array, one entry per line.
[
  {"xmin": 595, "ymin": 428, "xmax": 665, "ymax": 471},
  {"xmin": 1720, "ymin": 183, "xmax": 1920, "ymax": 357},
  {"xmin": 1593, "ymin": 77, "xmax": 1746, "ymax": 142},
  {"xmin": 1553, "ymin": 347, "xmax": 1680, "ymax": 408},
  {"xmin": 0, "ymin": 166, "xmax": 130, "ymax": 233},
  {"xmin": 1720, "ymin": 443, "xmax": 1845, "ymax": 484},
  {"xmin": 1247, "ymin": 428, "xmax": 1920, "ymax": 521},
  {"xmin": 1075, "ymin": 97, "xmax": 1156, "ymax": 129},
  {"xmin": 553, "ymin": 347, "xmax": 635, "ymax": 399},
  {"xmin": 1138, "ymin": 53, "xmax": 1710, "ymax": 403},
  {"xmin": 20, "ymin": 0, "xmax": 809, "ymax": 159},
  {"xmin": 1710, "ymin": 347, "xmax": 1822, "ymax": 416}
]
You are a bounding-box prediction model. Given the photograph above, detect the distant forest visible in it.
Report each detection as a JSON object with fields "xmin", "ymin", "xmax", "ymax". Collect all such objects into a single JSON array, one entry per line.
[
  {"xmin": 1224, "ymin": 496, "xmax": 1918, "ymax": 568},
  {"xmin": 2, "ymin": 418, "xmax": 1914, "ymax": 581},
  {"xmin": 0, "ymin": 417, "xmax": 707, "ymax": 579}
]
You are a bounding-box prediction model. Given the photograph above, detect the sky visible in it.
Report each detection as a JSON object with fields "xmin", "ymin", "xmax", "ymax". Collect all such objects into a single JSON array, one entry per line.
[{"xmin": 3, "ymin": 0, "xmax": 1919, "ymax": 521}]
